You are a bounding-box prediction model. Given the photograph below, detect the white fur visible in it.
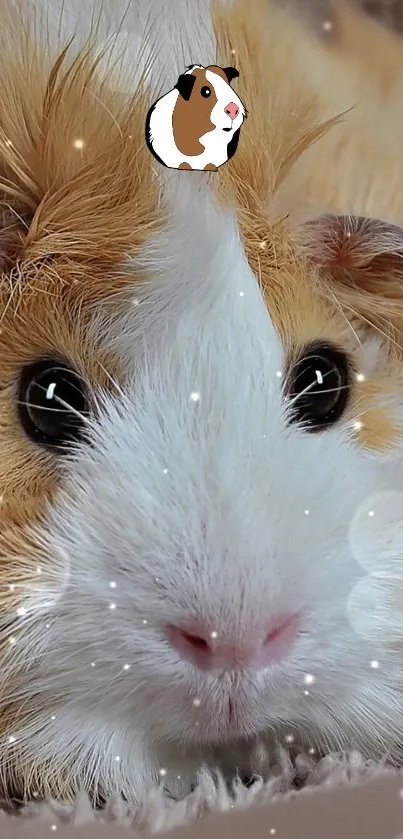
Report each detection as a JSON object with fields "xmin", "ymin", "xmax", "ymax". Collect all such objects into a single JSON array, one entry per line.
[
  {"xmin": 4, "ymin": 0, "xmax": 403, "ymax": 809},
  {"xmin": 147, "ymin": 66, "xmax": 245, "ymax": 170}
]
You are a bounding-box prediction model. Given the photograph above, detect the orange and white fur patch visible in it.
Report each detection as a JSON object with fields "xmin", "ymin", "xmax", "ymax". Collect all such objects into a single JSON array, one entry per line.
[{"xmin": 0, "ymin": 0, "xmax": 402, "ymax": 811}]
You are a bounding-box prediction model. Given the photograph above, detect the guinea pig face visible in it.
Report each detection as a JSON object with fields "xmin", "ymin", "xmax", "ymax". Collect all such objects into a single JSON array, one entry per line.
[{"xmin": 4, "ymin": 0, "xmax": 403, "ymax": 809}]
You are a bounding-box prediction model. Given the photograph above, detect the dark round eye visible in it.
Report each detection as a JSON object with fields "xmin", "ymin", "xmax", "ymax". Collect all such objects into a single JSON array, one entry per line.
[
  {"xmin": 286, "ymin": 343, "xmax": 350, "ymax": 431},
  {"xmin": 200, "ymin": 86, "xmax": 211, "ymax": 98},
  {"xmin": 17, "ymin": 358, "xmax": 89, "ymax": 451}
]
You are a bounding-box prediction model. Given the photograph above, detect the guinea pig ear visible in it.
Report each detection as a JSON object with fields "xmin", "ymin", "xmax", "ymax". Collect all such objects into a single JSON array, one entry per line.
[
  {"xmin": 222, "ymin": 66, "xmax": 240, "ymax": 84},
  {"xmin": 295, "ymin": 213, "xmax": 403, "ymax": 272},
  {"xmin": 294, "ymin": 212, "xmax": 403, "ymax": 334},
  {"xmin": 175, "ymin": 73, "xmax": 196, "ymax": 101}
]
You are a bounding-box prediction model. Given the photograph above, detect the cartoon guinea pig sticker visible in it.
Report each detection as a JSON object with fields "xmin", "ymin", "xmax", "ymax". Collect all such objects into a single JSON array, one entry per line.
[{"xmin": 145, "ymin": 64, "xmax": 246, "ymax": 171}]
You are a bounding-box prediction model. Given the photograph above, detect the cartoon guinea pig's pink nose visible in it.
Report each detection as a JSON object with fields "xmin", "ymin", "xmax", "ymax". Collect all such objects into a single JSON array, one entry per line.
[
  {"xmin": 224, "ymin": 102, "xmax": 239, "ymax": 120},
  {"xmin": 167, "ymin": 615, "xmax": 298, "ymax": 672}
]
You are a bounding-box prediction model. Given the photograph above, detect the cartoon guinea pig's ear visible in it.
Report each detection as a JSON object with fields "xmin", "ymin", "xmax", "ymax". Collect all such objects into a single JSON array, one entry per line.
[
  {"xmin": 175, "ymin": 73, "xmax": 196, "ymax": 101},
  {"xmin": 222, "ymin": 66, "xmax": 240, "ymax": 84}
]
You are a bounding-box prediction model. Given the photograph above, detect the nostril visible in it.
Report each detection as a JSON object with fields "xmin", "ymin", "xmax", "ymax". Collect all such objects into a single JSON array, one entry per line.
[{"xmin": 181, "ymin": 630, "xmax": 210, "ymax": 652}]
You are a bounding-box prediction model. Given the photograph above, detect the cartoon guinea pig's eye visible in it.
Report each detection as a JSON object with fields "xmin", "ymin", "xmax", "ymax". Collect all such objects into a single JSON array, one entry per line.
[
  {"xmin": 17, "ymin": 358, "xmax": 89, "ymax": 451},
  {"xmin": 200, "ymin": 86, "xmax": 211, "ymax": 98},
  {"xmin": 286, "ymin": 342, "xmax": 350, "ymax": 431}
]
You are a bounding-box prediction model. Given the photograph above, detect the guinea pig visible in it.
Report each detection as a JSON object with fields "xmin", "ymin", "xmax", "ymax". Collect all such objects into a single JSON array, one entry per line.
[
  {"xmin": 2, "ymin": 0, "xmax": 403, "ymax": 810},
  {"xmin": 145, "ymin": 64, "xmax": 246, "ymax": 171}
]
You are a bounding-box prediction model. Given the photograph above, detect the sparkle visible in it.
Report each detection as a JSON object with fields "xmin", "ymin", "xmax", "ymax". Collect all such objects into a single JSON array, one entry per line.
[
  {"xmin": 51, "ymin": 715, "xmax": 56, "ymax": 721},
  {"xmin": 370, "ymin": 659, "xmax": 379, "ymax": 669},
  {"xmin": 46, "ymin": 624, "xmax": 51, "ymax": 629},
  {"xmin": 230, "ymin": 49, "xmax": 236, "ymax": 56},
  {"xmin": 73, "ymin": 138, "xmax": 85, "ymax": 149},
  {"xmin": 322, "ymin": 19, "xmax": 334, "ymax": 31},
  {"xmin": 276, "ymin": 370, "xmax": 282, "ymax": 378},
  {"xmin": 142, "ymin": 619, "xmax": 148, "ymax": 625},
  {"xmin": 193, "ymin": 698, "xmax": 201, "ymax": 707},
  {"xmin": 91, "ymin": 662, "xmax": 96, "ymax": 668},
  {"xmin": 109, "ymin": 602, "xmax": 116, "ymax": 610},
  {"xmin": 163, "ymin": 469, "xmax": 168, "ymax": 475},
  {"xmin": 9, "ymin": 637, "xmax": 16, "ymax": 646},
  {"xmin": 309, "ymin": 747, "xmax": 316, "ymax": 755},
  {"xmin": 304, "ymin": 509, "xmax": 310, "ymax": 516},
  {"xmin": 190, "ymin": 391, "xmax": 200, "ymax": 402},
  {"xmin": 9, "ymin": 584, "xmax": 15, "ymax": 591},
  {"xmin": 51, "ymin": 826, "xmax": 58, "ymax": 832},
  {"xmin": 285, "ymin": 734, "xmax": 294, "ymax": 744},
  {"xmin": 368, "ymin": 510, "xmax": 375, "ymax": 517},
  {"xmin": 239, "ymin": 291, "xmax": 245, "ymax": 297},
  {"xmin": 304, "ymin": 690, "xmax": 310, "ymax": 696},
  {"xmin": 109, "ymin": 581, "xmax": 117, "ymax": 589},
  {"xmin": 8, "ymin": 735, "xmax": 16, "ymax": 744},
  {"xmin": 115, "ymin": 755, "xmax": 120, "ymax": 762},
  {"xmin": 304, "ymin": 673, "xmax": 315, "ymax": 685},
  {"xmin": 46, "ymin": 382, "xmax": 56, "ymax": 400},
  {"xmin": 269, "ymin": 831, "xmax": 276, "ymax": 836},
  {"xmin": 259, "ymin": 240, "xmax": 267, "ymax": 250},
  {"xmin": 210, "ymin": 631, "xmax": 218, "ymax": 639},
  {"xmin": 123, "ymin": 664, "xmax": 131, "ymax": 671},
  {"xmin": 132, "ymin": 298, "xmax": 140, "ymax": 306},
  {"xmin": 17, "ymin": 606, "xmax": 27, "ymax": 617},
  {"xmin": 5, "ymin": 139, "xmax": 12, "ymax": 147},
  {"xmin": 159, "ymin": 767, "xmax": 167, "ymax": 777},
  {"xmin": 356, "ymin": 373, "xmax": 365, "ymax": 383},
  {"xmin": 353, "ymin": 420, "xmax": 364, "ymax": 431},
  {"xmin": 36, "ymin": 566, "xmax": 42, "ymax": 575}
]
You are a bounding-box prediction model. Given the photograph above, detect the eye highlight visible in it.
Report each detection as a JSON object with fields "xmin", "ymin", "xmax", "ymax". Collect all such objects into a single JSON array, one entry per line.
[
  {"xmin": 286, "ymin": 342, "xmax": 351, "ymax": 431},
  {"xmin": 200, "ymin": 86, "xmax": 211, "ymax": 98},
  {"xmin": 17, "ymin": 358, "xmax": 89, "ymax": 451}
]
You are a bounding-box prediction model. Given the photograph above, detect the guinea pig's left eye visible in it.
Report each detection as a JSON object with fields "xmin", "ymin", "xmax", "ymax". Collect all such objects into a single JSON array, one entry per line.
[
  {"xmin": 17, "ymin": 357, "xmax": 89, "ymax": 451},
  {"xmin": 286, "ymin": 342, "xmax": 350, "ymax": 431},
  {"xmin": 201, "ymin": 86, "xmax": 211, "ymax": 98}
]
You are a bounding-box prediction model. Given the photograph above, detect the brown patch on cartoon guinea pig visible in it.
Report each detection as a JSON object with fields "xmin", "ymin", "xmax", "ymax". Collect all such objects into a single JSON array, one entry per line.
[{"xmin": 172, "ymin": 67, "xmax": 218, "ymax": 157}]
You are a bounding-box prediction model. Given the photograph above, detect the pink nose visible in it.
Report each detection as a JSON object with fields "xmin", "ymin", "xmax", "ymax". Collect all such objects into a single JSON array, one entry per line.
[
  {"xmin": 224, "ymin": 102, "xmax": 239, "ymax": 120},
  {"xmin": 167, "ymin": 615, "xmax": 298, "ymax": 672}
]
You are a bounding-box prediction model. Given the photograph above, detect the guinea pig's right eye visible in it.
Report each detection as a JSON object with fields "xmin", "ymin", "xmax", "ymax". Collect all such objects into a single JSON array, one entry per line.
[
  {"xmin": 17, "ymin": 358, "xmax": 89, "ymax": 451},
  {"xmin": 201, "ymin": 86, "xmax": 212, "ymax": 98},
  {"xmin": 286, "ymin": 342, "xmax": 351, "ymax": 431}
]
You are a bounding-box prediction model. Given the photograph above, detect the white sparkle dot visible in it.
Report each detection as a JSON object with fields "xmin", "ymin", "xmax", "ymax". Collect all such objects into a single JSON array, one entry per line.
[
  {"xmin": 259, "ymin": 240, "xmax": 267, "ymax": 250},
  {"xmin": 5, "ymin": 139, "xmax": 12, "ymax": 147},
  {"xmin": 46, "ymin": 382, "xmax": 56, "ymax": 400},
  {"xmin": 322, "ymin": 19, "xmax": 333, "ymax": 31},
  {"xmin": 304, "ymin": 690, "xmax": 310, "ymax": 696},
  {"xmin": 231, "ymin": 49, "xmax": 236, "ymax": 56},
  {"xmin": 177, "ymin": 775, "xmax": 181, "ymax": 780},
  {"xmin": 239, "ymin": 291, "xmax": 245, "ymax": 297},
  {"xmin": 163, "ymin": 469, "xmax": 168, "ymax": 475},
  {"xmin": 190, "ymin": 391, "xmax": 200, "ymax": 402},
  {"xmin": 17, "ymin": 606, "xmax": 27, "ymax": 617},
  {"xmin": 276, "ymin": 370, "xmax": 282, "ymax": 378},
  {"xmin": 304, "ymin": 509, "xmax": 310, "ymax": 516},
  {"xmin": 142, "ymin": 619, "xmax": 148, "ymax": 625},
  {"xmin": 353, "ymin": 420, "xmax": 364, "ymax": 431},
  {"xmin": 46, "ymin": 624, "xmax": 51, "ymax": 629},
  {"xmin": 304, "ymin": 673, "xmax": 315, "ymax": 685},
  {"xmin": 51, "ymin": 715, "xmax": 56, "ymax": 721},
  {"xmin": 51, "ymin": 826, "xmax": 58, "ymax": 832},
  {"xmin": 210, "ymin": 631, "xmax": 218, "ymax": 639},
  {"xmin": 9, "ymin": 637, "xmax": 16, "ymax": 646},
  {"xmin": 193, "ymin": 698, "xmax": 201, "ymax": 707},
  {"xmin": 285, "ymin": 734, "xmax": 294, "ymax": 744},
  {"xmin": 309, "ymin": 747, "xmax": 316, "ymax": 755},
  {"xmin": 123, "ymin": 664, "xmax": 130, "ymax": 671},
  {"xmin": 73, "ymin": 138, "xmax": 85, "ymax": 149},
  {"xmin": 36, "ymin": 566, "xmax": 42, "ymax": 575},
  {"xmin": 132, "ymin": 298, "xmax": 141, "ymax": 306},
  {"xmin": 356, "ymin": 373, "xmax": 365, "ymax": 383},
  {"xmin": 370, "ymin": 659, "xmax": 379, "ymax": 669},
  {"xmin": 115, "ymin": 755, "xmax": 120, "ymax": 762},
  {"xmin": 91, "ymin": 662, "xmax": 96, "ymax": 667},
  {"xmin": 269, "ymin": 831, "xmax": 276, "ymax": 836},
  {"xmin": 109, "ymin": 602, "xmax": 116, "ymax": 610},
  {"xmin": 368, "ymin": 510, "xmax": 375, "ymax": 517},
  {"xmin": 8, "ymin": 735, "xmax": 16, "ymax": 744},
  {"xmin": 159, "ymin": 767, "xmax": 167, "ymax": 777},
  {"xmin": 109, "ymin": 581, "xmax": 117, "ymax": 589},
  {"xmin": 9, "ymin": 585, "xmax": 15, "ymax": 592}
]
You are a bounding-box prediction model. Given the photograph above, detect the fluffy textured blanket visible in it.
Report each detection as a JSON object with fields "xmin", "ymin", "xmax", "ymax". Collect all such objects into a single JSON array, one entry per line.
[{"xmin": 1, "ymin": 751, "xmax": 403, "ymax": 836}]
